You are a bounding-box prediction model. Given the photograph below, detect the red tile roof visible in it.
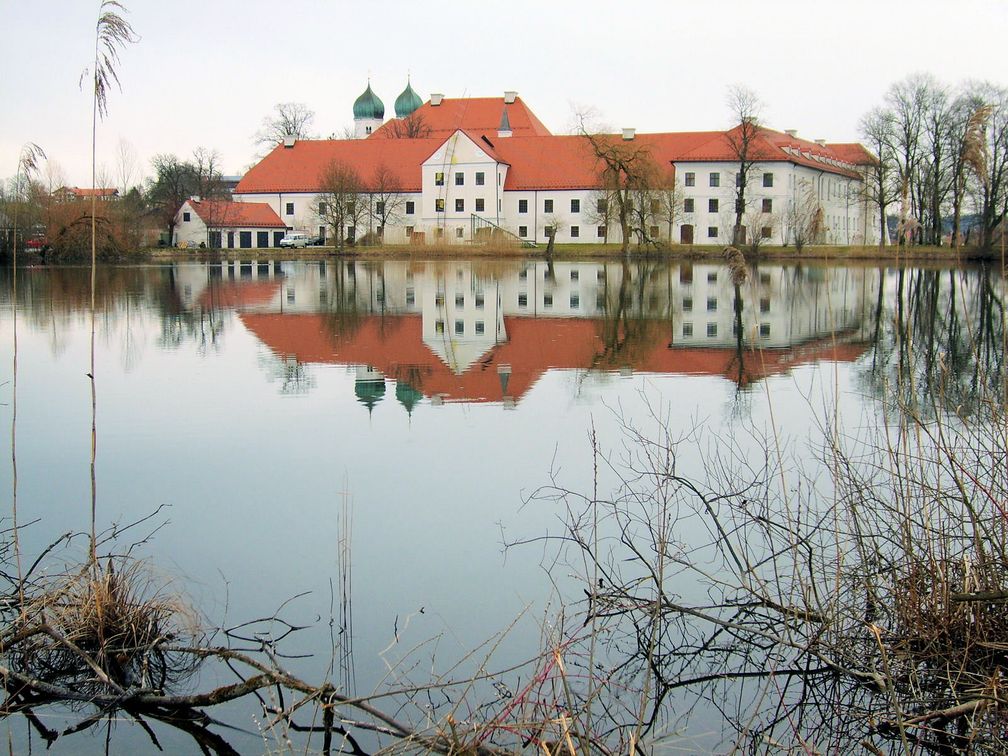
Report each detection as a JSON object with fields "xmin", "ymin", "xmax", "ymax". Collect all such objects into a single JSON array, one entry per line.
[
  {"xmin": 239, "ymin": 312, "xmax": 868, "ymax": 402},
  {"xmin": 827, "ymin": 143, "xmax": 878, "ymax": 166},
  {"xmin": 235, "ymin": 138, "xmax": 442, "ymax": 194},
  {"xmin": 187, "ymin": 199, "xmax": 286, "ymax": 228},
  {"xmin": 672, "ymin": 126, "xmax": 865, "ymax": 178},
  {"xmin": 371, "ymin": 96, "xmax": 552, "ymax": 139}
]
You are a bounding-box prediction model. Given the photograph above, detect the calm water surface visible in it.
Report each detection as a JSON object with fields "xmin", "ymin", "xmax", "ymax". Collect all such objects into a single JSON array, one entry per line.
[{"xmin": 0, "ymin": 257, "xmax": 997, "ymax": 752}]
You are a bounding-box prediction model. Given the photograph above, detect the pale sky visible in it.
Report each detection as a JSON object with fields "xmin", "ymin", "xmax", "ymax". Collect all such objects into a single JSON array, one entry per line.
[{"xmin": 2, "ymin": 0, "xmax": 1005, "ymax": 188}]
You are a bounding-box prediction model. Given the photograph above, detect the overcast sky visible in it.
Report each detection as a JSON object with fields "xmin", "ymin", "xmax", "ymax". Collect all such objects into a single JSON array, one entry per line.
[{"xmin": 2, "ymin": 0, "xmax": 1005, "ymax": 187}]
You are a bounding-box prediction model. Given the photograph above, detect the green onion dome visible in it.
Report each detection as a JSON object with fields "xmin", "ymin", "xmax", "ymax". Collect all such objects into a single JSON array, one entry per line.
[
  {"xmin": 353, "ymin": 83, "xmax": 385, "ymax": 120},
  {"xmin": 394, "ymin": 81, "xmax": 423, "ymax": 118}
]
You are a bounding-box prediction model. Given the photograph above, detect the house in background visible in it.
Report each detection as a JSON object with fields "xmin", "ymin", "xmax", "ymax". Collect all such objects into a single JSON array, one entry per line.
[
  {"xmin": 53, "ymin": 186, "xmax": 119, "ymax": 202},
  {"xmin": 173, "ymin": 197, "xmax": 287, "ymax": 249}
]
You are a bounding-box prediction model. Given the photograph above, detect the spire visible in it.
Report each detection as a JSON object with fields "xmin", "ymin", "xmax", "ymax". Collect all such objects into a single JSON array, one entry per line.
[{"xmin": 498, "ymin": 105, "xmax": 512, "ymax": 138}]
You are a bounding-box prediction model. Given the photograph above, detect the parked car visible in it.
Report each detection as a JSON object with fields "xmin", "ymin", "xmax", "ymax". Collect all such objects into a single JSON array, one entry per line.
[
  {"xmin": 25, "ymin": 236, "xmax": 50, "ymax": 252},
  {"xmin": 279, "ymin": 233, "xmax": 311, "ymax": 248}
]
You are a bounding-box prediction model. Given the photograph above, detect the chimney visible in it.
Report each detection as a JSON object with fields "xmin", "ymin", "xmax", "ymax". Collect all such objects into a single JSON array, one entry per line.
[
  {"xmin": 430, "ymin": 93, "xmax": 444, "ymax": 106},
  {"xmin": 282, "ymin": 134, "xmax": 296, "ymax": 148},
  {"xmin": 785, "ymin": 129, "xmax": 797, "ymax": 137},
  {"xmin": 190, "ymin": 195, "xmax": 201, "ymax": 203},
  {"xmin": 622, "ymin": 127, "xmax": 636, "ymax": 141},
  {"xmin": 504, "ymin": 90, "xmax": 517, "ymax": 104},
  {"xmin": 815, "ymin": 138, "xmax": 827, "ymax": 146}
]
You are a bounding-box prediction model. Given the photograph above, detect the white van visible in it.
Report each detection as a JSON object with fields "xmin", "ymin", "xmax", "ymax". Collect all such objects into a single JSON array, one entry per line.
[{"xmin": 279, "ymin": 233, "xmax": 311, "ymax": 248}]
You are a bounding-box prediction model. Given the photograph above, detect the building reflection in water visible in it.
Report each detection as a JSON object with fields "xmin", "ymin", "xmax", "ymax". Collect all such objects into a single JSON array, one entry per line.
[{"xmin": 170, "ymin": 259, "xmax": 878, "ymax": 408}]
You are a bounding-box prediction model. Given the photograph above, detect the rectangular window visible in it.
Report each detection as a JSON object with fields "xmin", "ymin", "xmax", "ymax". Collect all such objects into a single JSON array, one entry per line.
[
  {"xmin": 376, "ymin": 201, "xmax": 384, "ymax": 215},
  {"xmin": 456, "ymin": 227, "xmax": 463, "ymax": 238},
  {"xmin": 455, "ymin": 320, "xmax": 464, "ymax": 335},
  {"xmin": 709, "ymin": 198, "xmax": 719, "ymax": 213},
  {"xmin": 518, "ymin": 199, "xmax": 528, "ymax": 213},
  {"xmin": 650, "ymin": 199, "xmax": 660, "ymax": 214},
  {"xmin": 518, "ymin": 293, "xmax": 528, "ymax": 307},
  {"xmin": 735, "ymin": 172, "xmax": 743, "ymax": 187},
  {"xmin": 475, "ymin": 171, "xmax": 485, "ymax": 185},
  {"xmin": 475, "ymin": 321, "xmax": 485, "ymax": 335},
  {"xmin": 760, "ymin": 323, "xmax": 771, "ymax": 337},
  {"xmin": 543, "ymin": 294, "xmax": 553, "ymax": 308},
  {"xmin": 682, "ymin": 297, "xmax": 693, "ymax": 312},
  {"xmin": 680, "ymin": 264, "xmax": 693, "ymax": 283},
  {"xmin": 570, "ymin": 198, "xmax": 580, "ymax": 213},
  {"xmin": 709, "ymin": 172, "xmax": 720, "ymax": 187},
  {"xmin": 518, "ymin": 225, "xmax": 528, "ymax": 237},
  {"xmin": 406, "ymin": 288, "xmax": 415, "ymax": 305},
  {"xmin": 544, "ymin": 199, "xmax": 554, "ymax": 213},
  {"xmin": 435, "ymin": 320, "xmax": 445, "ymax": 334},
  {"xmin": 475, "ymin": 293, "xmax": 484, "ymax": 309},
  {"xmin": 682, "ymin": 322, "xmax": 693, "ymax": 337},
  {"xmin": 183, "ymin": 211, "xmax": 190, "ymax": 221},
  {"xmin": 570, "ymin": 294, "xmax": 580, "ymax": 309},
  {"xmin": 455, "ymin": 293, "xmax": 464, "ymax": 307},
  {"xmin": 318, "ymin": 201, "xmax": 327, "ymax": 215},
  {"xmin": 455, "ymin": 198, "xmax": 464, "ymax": 212},
  {"xmin": 597, "ymin": 225, "xmax": 606, "ymax": 238},
  {"xmin": 649, "ymin": 225, "xmax": 659, "ymax": 238},
  {"xmin": 707, "ymin": 297, "xmax": 717, "ymax": 311},
  {"xmin": 570, "ymin": 225, "xmax": 579, "ymax": 238},
  {"xmin": 684, "ymin": 198, "xmax": 694, "ymax": 213},
  {"xmin": 570, "ymin": 270, "xmax": 579, "ymax": 281},
  {"xmin": 762, "ymin": 198, "xmax": 772, "ymax": 213},
  {"xmin": 707, "ymin": 226, "xmax": 718, "ymax": 238},
  {"xmin": 544, "ymin": 226, "xmax": 554, "ymax": 238},
  {"xmin": 761, "ymin": 226, "xmax": 772, "ymax": 239},
  {"xmin": 762, "ymin": 172, "xmax": 774, "ymax": 188},
  {"xmin": 435, "ymin": 172, "xmax": 444, "ymax": 186},
  {"xmin": 405, "ymin": 225, "xmax": 414, "ymax": 238},
  {"xmin": 405, "ymin": 200, "xmax": 415, "ymax": 214},
  {"xmin": 455, "ymin": 172, "xmax": 464, "ymax": 186},
  {"xmin": 707, "ymin": 322, "xmax": 718, "ymax": 337},
  {"xmin": 597, "ymin": 198, "xmax": 608, "ymax": 212},
  {"xmin": 239, "ymin": 231, "xmax": 252, "ymax": 248},
  {"xmin": 257, "ymin": 231, "xmax": 269, "ymax": 247},
  {"xmin": 684, "ymin": 172, "xmax": 695, "ymax": 187},
  {"xmin": 285, "ymin": 202, "xmax": 294, "ymax": 215},
  {"xmin": 436, "ymin": 198, "xmax": 445, "ymax": 212},
  {"xmin": 435, "ymin": 293, "xmax": 444, "ymax": 306},
  {"xmin": 760, "ymin": 272, "xmax": 771, "ymax": 285},
  {"xmin": 760, "ymin": 297, "xmax": 770, "ymax": 313},
  {"xmin": 475, "ymin": 198, "xmax": 485, "ymax": 212}
]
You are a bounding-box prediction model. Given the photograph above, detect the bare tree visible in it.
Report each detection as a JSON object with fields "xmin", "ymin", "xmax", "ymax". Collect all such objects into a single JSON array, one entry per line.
[
  {"xmin": 883, "ymin": 75, "xmax": 931, "ymax": 245},
  {"xmin": 583, "ymin": 189, "xmax": 616, "ymax": 244},
  {"xmin": 146, "ymin": 153, "xmax": 197, "ymax": 242},
  {"xmin": 254, "ymin": 102, "xmax": 315, "ymax": 151},
  {"xmin": 578, "ymin": 114, "xmax": 660, "ymax": 255},
  {"xmin": 783, "ymin": 178, "xmax": 822, "ymax": 251},
  {"xmin": 652, "ymin": 168, "xmax": 683, "ymax": 244},
  {"xmin": 379, "ymin": 111, "xmax": 432, "ymax": 139},
  {"xmin": 366, "ymin": 163, "xmax": 405, "ymax": 242},
  {"xmin": 859, "ymin": 107, "xmax": 896, "ymax": 250},
  {"xmin": 967, "ymin": 82, "xmax": 1008, "ymax": 251},
  {"xmin": 314, "ymin": 159, "xmax": 364, "ymax": 250},
  {"xmin": 115, "ymin": 138, "xmax": 138, "ymax": 195},
  {"xmin": 725, "ymin": 85, "xmax": 764, "ymax": 246},
  {"xmin": 743, "ymin": 205, "xmax": 776, "ymax": 253}
]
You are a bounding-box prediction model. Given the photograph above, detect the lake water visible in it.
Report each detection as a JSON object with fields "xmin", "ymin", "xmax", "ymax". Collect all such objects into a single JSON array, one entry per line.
[{"xmin": 0, "ymin": 257, "xmax": 1000, "ymax": 753}]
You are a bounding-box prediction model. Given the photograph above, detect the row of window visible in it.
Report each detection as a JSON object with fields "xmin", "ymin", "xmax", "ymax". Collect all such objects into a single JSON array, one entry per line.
[
  {"xmin": 434, "ymin": 320, "xmax": 488, "ymax": 335},
  {"xmin": 681, "ymin": 322, "xmax": 772, "ymax": 338},
  {"xmin": 683, "ymin": 172, "xmax": 775, "ymax": 188},
  {"xmin": 434, "ymin": 198, "xmax": 494, "ymax": 213},
  {"xmin": 682, "ymin": 198, "xmax": 774, "ymax": 214},
  {"xmin": 433, "ymin": 293, "xmax": 487, "ymax": 308},
  {"xmin": 516, "ymin": 293, "xmax": 584, "ymax": 309},
  {"xmin": 434, "ymin": 171, "xmax": 495, "ymax": 187},
  {"xmin": 681, "ymin": 297, "xmax": 772, "ymax": 313}
]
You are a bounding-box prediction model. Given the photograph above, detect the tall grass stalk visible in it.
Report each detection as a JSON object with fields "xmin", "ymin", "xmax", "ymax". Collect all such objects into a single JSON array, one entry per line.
[{"xmin": 84, "ymin": 1, "xmax": 136, "ymax": 564}]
